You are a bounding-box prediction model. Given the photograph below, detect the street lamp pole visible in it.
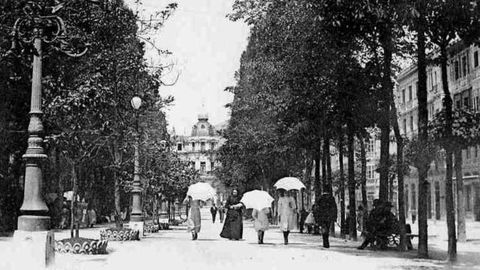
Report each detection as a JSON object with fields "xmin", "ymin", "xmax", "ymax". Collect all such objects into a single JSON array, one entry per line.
[
  {"xmin": 130, "ymin": 96, "xmax": 144, "ymax": 234},
  {"xmin": 8, "ymin": 2, "xmax": 90, "ymax": 267},
  {"xmin": 17, "ymin": 27, "xmax": 50, "ymax": 232}
]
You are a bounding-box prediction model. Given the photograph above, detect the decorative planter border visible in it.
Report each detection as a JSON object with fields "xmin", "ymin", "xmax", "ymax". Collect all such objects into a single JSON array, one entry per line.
[
  {"xmin": 55, "ymin": 237, "xmax": 108, "ymax": 255},
  {"xmin": 144, "ymin": 224, "xmax": 160, "ymax": 233},
  {"xmin": 100, "ymin": 228, "xmax": 140, "ymax": 241}
]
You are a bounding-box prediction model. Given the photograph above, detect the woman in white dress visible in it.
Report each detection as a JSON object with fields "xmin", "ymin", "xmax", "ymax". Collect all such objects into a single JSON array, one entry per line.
[
  {"xmin": 252, "ymin": 207, "xmax": 270, "ymax": 244},
  {"xmin": 277, "ymin": 189, "xmax": 297, "ymax": 245}
]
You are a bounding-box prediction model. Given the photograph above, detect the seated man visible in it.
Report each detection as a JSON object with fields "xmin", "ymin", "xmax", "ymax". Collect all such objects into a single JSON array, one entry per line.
[
  {"xmin": 358, "ymin": 199, "xmax": 382, "ymax": 250},
  {"xmin": 358, "ymin": 200, "xmax": 396, "ymax": 250},
  {"xmin": 374, "ymin": 202, "xmax": 397, "ymax": 249}
]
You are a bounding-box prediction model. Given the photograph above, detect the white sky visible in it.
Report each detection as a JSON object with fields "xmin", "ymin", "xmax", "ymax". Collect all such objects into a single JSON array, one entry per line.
[{"xmin": 126, "ymin": 0, "xmax": 250, "ymax": 135}]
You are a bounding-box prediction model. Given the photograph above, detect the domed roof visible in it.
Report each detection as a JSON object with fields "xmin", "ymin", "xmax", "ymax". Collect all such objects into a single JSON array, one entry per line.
[
  {"xmin": 191, "ymin": 112, "xmax": 215, "ymax": 137},
  {"xmin": 198, "ymin": 113, "xmax": 208, "ymax": 121}
]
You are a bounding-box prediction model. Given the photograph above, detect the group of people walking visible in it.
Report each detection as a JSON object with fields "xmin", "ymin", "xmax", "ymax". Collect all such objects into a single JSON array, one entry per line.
[{"xmin": 183, "ymin": 187, "xmax": 338, "ymax": 247}]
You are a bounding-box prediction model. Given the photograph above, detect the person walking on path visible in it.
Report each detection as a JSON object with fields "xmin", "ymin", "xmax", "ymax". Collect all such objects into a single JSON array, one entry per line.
[
  {"xmin": 278, "ymin": 189, "xmax": 297, "ymax": 245},
  {"xmin": 252, "ymin": 207, "xmax": 270, "ymax": 244},
  {"xmin": 357, "ymin": 205, "xmax": 366, "ymax": 235},
  {"xmin": 220, "ymin": 188, "xmax": 244, "ymax": 240},
  {"xmin": 87, "ymin": 207, "xmax": 97, "ymax": 228},
  {"xmin": 218, "ymin": 201, "xmax": 225, "ymax": 223},
  {"xmin": 210, "ymin": 204, "xmax": 218, "ymax": 223},
  {"xmin": 184, "ymin": 196, "xmax": 201, "ymax": 240},
  {"xmin": 314, "ymin": 189, "xmax": 337, "ymax": 248}
]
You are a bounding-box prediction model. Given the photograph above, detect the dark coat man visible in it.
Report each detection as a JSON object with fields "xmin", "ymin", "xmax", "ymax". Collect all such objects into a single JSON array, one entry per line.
[
  {"xmin": 210, "ymin": 205, "xmax": 218, "ymax": 223},
  {"xmin": 314, "ymin": 191, "xmax": 337, "ymax": 248}
]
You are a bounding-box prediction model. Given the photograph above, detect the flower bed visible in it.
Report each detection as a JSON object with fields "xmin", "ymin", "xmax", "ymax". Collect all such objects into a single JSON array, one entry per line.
[
  {"xmin": 55, "ymin": 237, "xmax": 108, "ymax": 255},
  {"xmin": 100, "ymin": 227, "xmax": 140, "ymax": 241}
]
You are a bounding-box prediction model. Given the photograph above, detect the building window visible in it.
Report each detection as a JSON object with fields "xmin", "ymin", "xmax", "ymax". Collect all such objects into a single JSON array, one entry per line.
[
  {"xmin": 408, "ymin": 85, "xmax": 412, "ymax": 101},
  {"xmin": 367, "ymin": 140, "xmax": 375, "ymax": 154},
  {"xmin": 464, "ymin": 97, "xmax": 469, "ymax": 109},
  {"xmin": 466, "ymin": 185, "xmax": 472, "ymax": 211},
  {"xmin": 405, "ymin": 185, "xmax": 409, "ymax": 214},
  {"xmin": 456, "ymin": 100, "xmax": 461, "ymax": 109},
  {"xmin": 367, "ymin": 165, "xmax": 375, "ymax": 180},
  {"xmin": 191, "ymin": 161, "xmax": 195, "ymax": 168},
  {"xmin": 200, "ymin": 162, "xmax": 206, "ymax": 173},
  {"xmin": 415, "ymin": 81, "xmax": 418, "ymax": 99},
  {"xmin": 402, "ymin": 89, "xmax": 405, "ymax": 103},
  {"xmin": 462, "ymin": 55, "xmax": 468, "ymax": 76},
  {"xmin": 177, "ymin": 143, "xmax": 183, "ymax": 151},
  {"xmin": 191, "ymin": 142, "xmax": 195, "ymax": 151},
  {"xmin": 475, "ymin": 145, "xmax": 479, "ymax": 158},
  {"xmin": 455, "ymin": 60, "xmax": 460, "ymax": 80},
  {"xmin": 210, "ymin": 142, "xmax": 215, "ymax": 150},
  {"xmin": 466, "ymin": 147, "xmax": 471, "ymax": 160},
  {"xmin": 211, "ymin": 161, "xmax": 215, "ymax": 171},
  {"xmin": 475, "ymin": 51, "xmax": 479, "ymax": 68},
  {"xmin": 410, "ymin": 115, "xmax": 414, "ymax": 132},
  {"xmin": 201, "ymin": 124, "xmax": 205, "ymax": 129},
  {"xmin": 201, "ymin": 142, "xmax": 206, "ymax": 151},
  {"xmin": 476, "ymin": 96, "xmax": 479, "ymax": 111},
  {"xmin": 403, "ymin": 118, "xmax": 407, "ymax": 135},
  {"xmin": 411, "ymin": 184, "xmax": 416, "ymax": 210}
]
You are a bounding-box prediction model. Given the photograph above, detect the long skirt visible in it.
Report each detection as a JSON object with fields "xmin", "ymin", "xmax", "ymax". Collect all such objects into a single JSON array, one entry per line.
[
  {"xmin": 188, "ymin": 206, "xmax": 201, "ymax": 233},
  {"xmin": 220, "ymin": 209, "xmax": 243, "ymax": 240}
]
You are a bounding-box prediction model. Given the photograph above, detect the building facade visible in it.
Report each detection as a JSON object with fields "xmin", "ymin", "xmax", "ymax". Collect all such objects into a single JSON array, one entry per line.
[
  {"xmin": 171, "ymin": 113, "xmax": 227, "ymax": 201},
  {"xmin": 396, "ymin": 44, "xmax": 480, "ymax": 221}
]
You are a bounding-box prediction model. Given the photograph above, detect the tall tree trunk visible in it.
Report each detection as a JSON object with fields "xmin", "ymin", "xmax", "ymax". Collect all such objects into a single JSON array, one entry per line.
[
  {"xmin": 378, "ymin": 26, "xmax": 393, "ymax": 203},
  {"xmin": 325, "ymin": 136, "xmax": 334, "ymax": 234},
  {"xmin": 321, "ymin": 142, "xmax": 327, "ymax": 194},
  {"xmin": 113, "ymin": 169, "xmax": 122, "ymax": 228},
  {"xmin": 440, "ymin": 45, "xmax": 457, "ymax": 261},
  {"xmin": 390, "ymin": 81, "xmax": 407, "ymax": 251},
  {"xmin": 112, "ymin": 139, "xmax": 123, "ymax": 229},
  {"xmin": 347, "ymin": 123, "xmax": 357, "ymax": 241},
  {"xmin": 70, "ymin": 164, "xmax": 78, "ymax": 238},
  {"xmin": 416, "ymin": 4, "xmax": 430, "ymax": 257},
  {"xmin": 339, "ymin": 135, "xmax": 346, "ymax": 238},
  {"xmin": 455, "ymin": 149, "xmax": 466, "ymax": 242},
  {"xmin": 359, "ymin": 138, "xmax": 367, "ymax": 210},
  {"xmin": 323, "ymin": 137, "xmax": 333, "ymax": 193},
  {"xmin": 314, "ymin": 148, "xmax": 321, "ymax": 200},
  {"xmin": 305, "ymin": 151, "xmax": 314, "ymax": 209}
]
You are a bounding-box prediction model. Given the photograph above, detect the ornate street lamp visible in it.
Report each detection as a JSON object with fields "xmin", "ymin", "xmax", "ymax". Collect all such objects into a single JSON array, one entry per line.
[
  {"xmin": 6, "ymin": 1, "xmax": 93, "ymax": 267},
  {"xmin": 129, "ymin": 96, "xmax": 144, "ymax": 234}
]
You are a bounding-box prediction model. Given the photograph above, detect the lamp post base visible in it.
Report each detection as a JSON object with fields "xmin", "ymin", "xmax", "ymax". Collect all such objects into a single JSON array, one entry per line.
[
  {"xmin": 13, "ymin": 230, "xmax": 55, "ymax": 268},
  {"xmin": 17, "ymin": 215, "xmax": 50, "ymax": 231},
  {"xmin": 128, "ymin": 221, "xmax": 144, "ymax": 237}
]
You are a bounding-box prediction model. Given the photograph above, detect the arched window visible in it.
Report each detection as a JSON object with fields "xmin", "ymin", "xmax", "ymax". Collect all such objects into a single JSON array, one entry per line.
[{"xmin": 201, "ymin": 124, "xmax": 205, "ymax": 129}]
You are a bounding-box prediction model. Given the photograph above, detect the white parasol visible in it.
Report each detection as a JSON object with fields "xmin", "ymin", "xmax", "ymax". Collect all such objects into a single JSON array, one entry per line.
[
  {"xmin": 186, "ymin": 182, "xmax": 216, "ymax": 201},
  {"xmin": 240, "ymin": 190, "xmax": 274, "ymax": 210},
  {"xmin": 273, "ymin": 177, "xmax": 306, "ymax": 191}
]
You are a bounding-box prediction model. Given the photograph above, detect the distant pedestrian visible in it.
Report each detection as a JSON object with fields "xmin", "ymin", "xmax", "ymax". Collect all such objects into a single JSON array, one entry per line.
[
  {"xmin": 88, "ymin": 208, "xmax": 97, "ymax": 228},
  {"xmin": 299, "ymin": 208, "xmax": 308, "ymax": 233},
  {"xmin": 357, "ymin": 205, "xmax": 366, "ymax": 234},
  {"xmin": 278, "ymin": 189, "xmax": 297, "ymax": 245},
  {"xmin": 220, "ymin": 188, "xmax": 244, "ymax": 240},
  {"xmin": 252, "ymin": 208, "xmax": 270, "ymax": 244},
  {"xmin": 304, "ymin": 208, "xmax": 315, "ymax": 234},
  {"xmin": 184, "ymin": 196, "xmax": 201, "ymax": 240},
  {"xmin": 218, "ymin": 202, "xmax": 225, "ymax": 223},
  {"xmin": 314, "ymin": 189, "xmax": 337, "ymax": 248},
  {"xmin": 210, "ymin": 205, "xmax": 218, "ymax": 223}
]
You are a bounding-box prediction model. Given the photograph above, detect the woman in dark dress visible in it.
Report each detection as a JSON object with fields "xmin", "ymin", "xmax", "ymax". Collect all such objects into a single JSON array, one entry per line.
[{"xmin": 220, "ymin": 189, "xmax": 244, "ymax": 240}]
